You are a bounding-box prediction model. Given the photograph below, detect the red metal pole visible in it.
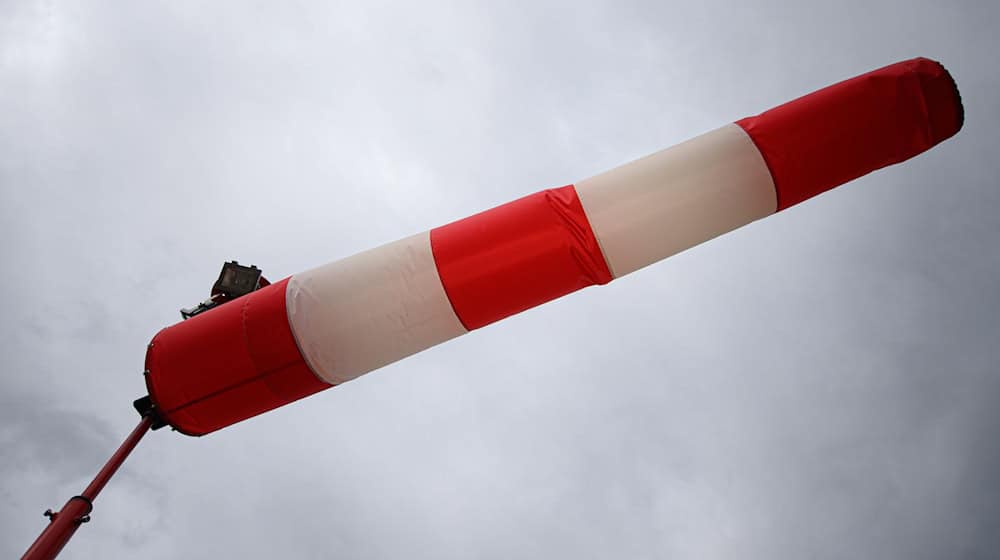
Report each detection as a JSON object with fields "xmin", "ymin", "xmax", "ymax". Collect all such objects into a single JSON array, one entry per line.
[{"xmin": 21, "ymin": 415, "xmax": 154, "ymax": 560}]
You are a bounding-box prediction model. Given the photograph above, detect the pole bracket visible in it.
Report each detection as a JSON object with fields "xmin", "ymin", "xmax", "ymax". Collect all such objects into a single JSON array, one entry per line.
[{"xmin": 132, "ymin": 396, "xmax": 167, "ymax": 430}]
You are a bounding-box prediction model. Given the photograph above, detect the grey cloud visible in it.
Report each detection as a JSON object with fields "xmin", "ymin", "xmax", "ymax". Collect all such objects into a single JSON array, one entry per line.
[{"xmin": 2, "ymin": 1, "xmax": 999, "ymax": 559}]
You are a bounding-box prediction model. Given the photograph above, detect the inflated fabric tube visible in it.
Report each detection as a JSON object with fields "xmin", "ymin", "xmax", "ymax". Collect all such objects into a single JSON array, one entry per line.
[{"xmin": 145, "ymin": 57, "xmax": 963, "ymax": 435}]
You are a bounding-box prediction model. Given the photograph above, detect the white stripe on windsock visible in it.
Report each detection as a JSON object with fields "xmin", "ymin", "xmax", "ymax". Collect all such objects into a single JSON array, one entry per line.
[
  {"xmin": 285, "ymin": 125, "xmax": 778, "ymax": 386},
  {"xmin": 575, "ymin": 124, "xmax": 777, "ymax": 278},
  {"xmin": 286, "ymin": 231, "xmax": 466, "ymax": 385}
]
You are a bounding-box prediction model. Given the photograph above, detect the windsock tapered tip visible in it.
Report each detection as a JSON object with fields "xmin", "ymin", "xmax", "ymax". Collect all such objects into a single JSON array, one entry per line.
[
  {"xmin": 912, "ymin": 57, "xmax": 964, "ymax": 145},
  {"xmin": 736, "ymin": 57, "xmax": 966, "ymax": 210}
]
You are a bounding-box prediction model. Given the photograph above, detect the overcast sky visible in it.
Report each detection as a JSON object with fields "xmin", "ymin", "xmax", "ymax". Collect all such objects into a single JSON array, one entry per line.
[{"xmin": 2, "ymin": 1, "xmax": 999, "ymax": 558}]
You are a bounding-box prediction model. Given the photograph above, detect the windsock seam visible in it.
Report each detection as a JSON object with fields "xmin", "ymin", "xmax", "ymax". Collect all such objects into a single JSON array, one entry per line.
[{"xmin": 429, "ymin": 185, "xmax": 612, "ymax": 330}]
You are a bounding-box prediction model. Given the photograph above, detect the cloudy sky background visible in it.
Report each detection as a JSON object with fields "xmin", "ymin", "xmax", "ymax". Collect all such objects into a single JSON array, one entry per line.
[{"xmin": 2, "ymin": 1, "xmax": 998, "ymax": 558}]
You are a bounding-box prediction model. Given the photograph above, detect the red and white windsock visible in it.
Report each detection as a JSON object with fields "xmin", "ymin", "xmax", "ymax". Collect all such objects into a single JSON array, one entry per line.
[{"xmin": 145, "ymin": 57, "xmax": 963, "ymax": 435}]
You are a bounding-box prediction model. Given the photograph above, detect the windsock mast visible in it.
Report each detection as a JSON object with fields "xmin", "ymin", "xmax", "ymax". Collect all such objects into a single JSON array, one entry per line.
[{"xmin": 21, "ymin": 416, "xmax": 155, "ymax": 560}]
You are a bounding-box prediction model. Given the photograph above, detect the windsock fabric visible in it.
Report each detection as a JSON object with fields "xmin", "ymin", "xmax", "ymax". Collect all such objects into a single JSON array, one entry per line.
[{"xmin": 145, "ymin": 57, "xmax": 963, "ymax": 435}]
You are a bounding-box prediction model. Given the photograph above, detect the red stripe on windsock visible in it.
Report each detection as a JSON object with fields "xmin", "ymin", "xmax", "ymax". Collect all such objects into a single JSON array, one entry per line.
[
  {"xmin": 144, "ymin": 278, "xmax": 329, "ymax": 435},
  {"xmin": 737, "ymin": 57, "xmax": 963, "ymax": 210},
  {"xmin": 430, "ymin": 185, "xmax": 612, "ymax": 330}
]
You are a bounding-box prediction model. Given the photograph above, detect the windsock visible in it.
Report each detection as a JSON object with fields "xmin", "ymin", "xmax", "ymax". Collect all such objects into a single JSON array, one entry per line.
[{"xmin": 144, "ymin": 57, "xmax": 963, "ymax": 435}]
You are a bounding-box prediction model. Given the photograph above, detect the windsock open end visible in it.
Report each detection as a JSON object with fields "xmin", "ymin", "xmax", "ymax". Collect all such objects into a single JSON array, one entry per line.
[
  {"xmin": 144, "ymin": 279, "xmax": 331, "ymax": 436},
  {"xmin": 736, "ymin": 57, "xmax": 964, "ymax": 210}
]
